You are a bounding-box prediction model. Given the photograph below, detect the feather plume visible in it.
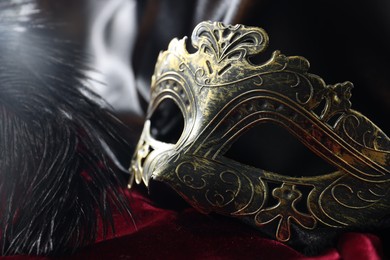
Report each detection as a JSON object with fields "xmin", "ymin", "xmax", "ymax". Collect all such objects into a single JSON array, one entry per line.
[{"xmin": 0, "ymin": 1, "xmax": 132, "ymax": 255}]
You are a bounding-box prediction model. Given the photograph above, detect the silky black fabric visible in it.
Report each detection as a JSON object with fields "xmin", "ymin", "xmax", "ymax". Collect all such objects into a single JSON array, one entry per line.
[{"xmin": 36, "ymin": 0, "xmax": 390, "ymax": 130}]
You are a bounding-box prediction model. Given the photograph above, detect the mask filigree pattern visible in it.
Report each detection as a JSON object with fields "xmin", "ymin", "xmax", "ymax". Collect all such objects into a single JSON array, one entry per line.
[
  {"xmin": 129, "ymin": 21, "xmax": 390, "ymax": 243},
  {"xmin": 256, "ymin": 184, "xmax": 316, "ymax": 242}
]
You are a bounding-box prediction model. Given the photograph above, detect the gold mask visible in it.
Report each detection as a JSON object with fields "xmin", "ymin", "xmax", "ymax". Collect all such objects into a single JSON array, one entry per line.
[{"xmin": 129, "ymin": 21, "xmax": 389, "ymax": 244}]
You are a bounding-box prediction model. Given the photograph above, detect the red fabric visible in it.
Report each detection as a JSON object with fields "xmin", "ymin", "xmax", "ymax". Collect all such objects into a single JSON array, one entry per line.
[{"xmin": 1, "ymin": 189, "xmax": 385, "ymax": 260}]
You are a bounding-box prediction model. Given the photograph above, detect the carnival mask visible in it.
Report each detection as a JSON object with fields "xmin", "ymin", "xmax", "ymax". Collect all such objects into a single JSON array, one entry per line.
[{"xmin": 129, "ymin": 21, "xmax": 389, "ymax": 247}]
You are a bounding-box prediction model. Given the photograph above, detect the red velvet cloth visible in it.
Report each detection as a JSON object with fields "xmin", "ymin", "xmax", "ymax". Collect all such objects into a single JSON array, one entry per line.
[{"xmin": 1, "ymin": 189, "xmax": 385, "ymax": 260}]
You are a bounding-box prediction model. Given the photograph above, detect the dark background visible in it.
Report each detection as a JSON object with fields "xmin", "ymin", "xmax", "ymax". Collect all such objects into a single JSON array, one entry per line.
[{"xmin": 36, "ymin": 0, "xmax": 389, "ymax": 133}]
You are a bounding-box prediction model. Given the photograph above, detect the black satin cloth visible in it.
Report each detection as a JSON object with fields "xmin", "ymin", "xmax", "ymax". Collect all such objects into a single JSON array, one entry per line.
[{"xmin": 37, "ymin": 0, "xmax": 390, "ymax": 132}]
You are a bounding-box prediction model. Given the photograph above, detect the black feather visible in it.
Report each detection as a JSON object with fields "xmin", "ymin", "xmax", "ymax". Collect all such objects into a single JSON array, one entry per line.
[{"xmin": 0, "ymin": 1, "xmax": 132, "ymax": 255}]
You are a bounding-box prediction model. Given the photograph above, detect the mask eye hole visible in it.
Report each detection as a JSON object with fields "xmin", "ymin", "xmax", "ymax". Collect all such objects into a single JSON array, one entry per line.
[
  {"xmin": 149, "ymin": 98, "xmax": 184, "ymax": 144},
  {"xmin": 224, "ymin": 123, "xmax": 337, "ymax": 177}
]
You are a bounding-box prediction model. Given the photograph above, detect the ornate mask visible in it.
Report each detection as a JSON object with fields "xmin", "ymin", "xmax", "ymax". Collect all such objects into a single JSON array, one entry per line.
[{"xmin": 129, "ymin": 21, "xmax": 389, "ymax": 245}]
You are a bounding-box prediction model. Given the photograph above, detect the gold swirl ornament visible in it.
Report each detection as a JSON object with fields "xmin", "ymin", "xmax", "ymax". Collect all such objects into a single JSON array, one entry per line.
[{"xmin": 129, "ymin": 21, "xmax": 390, "ymax": 243}]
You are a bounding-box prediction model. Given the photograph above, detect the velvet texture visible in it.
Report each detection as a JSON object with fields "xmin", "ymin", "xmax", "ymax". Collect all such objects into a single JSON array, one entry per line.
[{"xmin": 0, "ymin": 188, "xmax": 384, "ymax": 260}]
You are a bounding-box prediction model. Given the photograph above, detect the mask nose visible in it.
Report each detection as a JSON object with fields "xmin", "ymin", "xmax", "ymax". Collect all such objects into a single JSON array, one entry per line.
[
  {"xmin": 129, "ymin": 120, "xmax": 176, "ymax": 188},
  {"xmin": 141, "ymin": 147, "xmax": 174, "ymax": 186}
]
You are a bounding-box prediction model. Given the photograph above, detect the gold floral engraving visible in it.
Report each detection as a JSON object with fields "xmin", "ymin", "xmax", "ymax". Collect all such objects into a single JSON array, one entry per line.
[{"xmin": 129, "ymin": 21, "xmax": 390, "ymax": 242}]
